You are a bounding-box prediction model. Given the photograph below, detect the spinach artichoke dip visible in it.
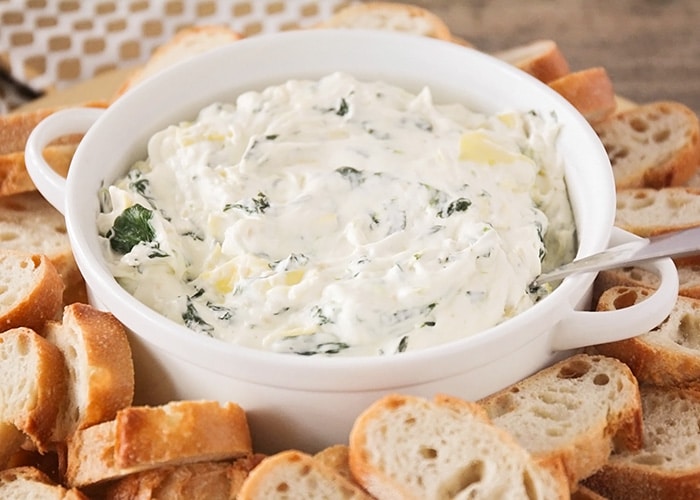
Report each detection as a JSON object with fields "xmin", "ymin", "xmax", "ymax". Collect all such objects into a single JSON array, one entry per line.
[{"xmin": 97, "ymin": 72, "xmax": 576, "ymax": 357}]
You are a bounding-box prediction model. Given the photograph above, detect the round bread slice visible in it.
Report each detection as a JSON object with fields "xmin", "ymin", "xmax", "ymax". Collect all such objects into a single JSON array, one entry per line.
[
  {"xmin": 478, "ymin": 353, "xmax": 643, "ymax": 489},
  {"xmin": 0, "ymin": 327, "xmax": 67, "ymax": 452},
  {"xmin": 0, "ymin": 251, "xmax": 63, "ymax": 332},
  {"xmin": 237, "ymin": 450, "xmax": 372, "ymax": 500},
  {"xmin": 348, "ymin": 393, "xmax": 569, "ymax": 499},
  {"xmin": 43, "ymin": 303, "xmax": 134, "ymax": 443},
  {"xmin": 594, "ymin": 101, "xmax": 700, "ymax": 189},
  {"xmin": 614, "ymin": 187, "xmax": 700, "ymax": 237},
  {"xmin": 583, "ymin": 386, "xmax": 700, "ymax": 500}
]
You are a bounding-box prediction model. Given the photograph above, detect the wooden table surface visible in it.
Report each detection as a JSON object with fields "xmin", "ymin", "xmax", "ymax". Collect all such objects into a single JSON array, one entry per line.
[{"xmin": 412, "ymin": 0, "xmax": 700, "ymax": 115}]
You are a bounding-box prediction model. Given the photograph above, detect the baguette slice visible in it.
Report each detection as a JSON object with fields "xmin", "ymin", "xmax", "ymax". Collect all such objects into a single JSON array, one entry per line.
[
  {"xmin": 348, "ymin": 393, "xmax": 569, "ymax": 500},
  {"xmin": 314, "ymin": 444, "xmax": 355, "ymax": 484},
  {"xmin": 594, "ymin": 101, "xmax": 700, "ymax": 189},
  {"xmin": 315, "ymin": 2, "xmax": 454, "ymax": 42},
  {"xmin": 0, "ymin": 143, "xmax": 78, "ymax": 197},
  {"xmin": 115, "ymin": 25, "xmax": 243, "ymax": 97},
  {"xmin": 43, "ymin": 303, "xmax": 134, "ymax": 443},
  {"xmin": 0, "ymin": 466, "xmax": 87, "ymax": 500},
  {"xmin": 237, "ymin": 450, "xmax": 373, "ymax": 500},
  {"xmin": 102, "ymin": 454, "xmax": 265, "ymax": 500},
  {"xmin": 571, "ymin": 485, "xmax": 608, "ymax": 500},
  {"xmin": 0, "ymin": 423, "xmax": 24, "ymax": 470},
  {"xmin": 0, "ymin": 251, "xmax": 64, "ymax": 332},
  {"xmin": 65, "ymin": 400, "xmax": 252, "ymax": 488},
  {"xmin": 0, "ymin": 190, "xmax": 83, "ymax": 303},
  {"xmin": 583, "ymin": 386, "xmax": 700, "ymax": 500},
  {"xmin": 594, "ymin": 285, "xmax": 700, "ymax": 389},
  {"xmin": 494, "ymin": 39, "xmax": 571, "ymax": 83},
  {"xmin": 479, "ymin": 354, "xmax": 643, "ymax": 489},
  {"xmin": 615, "ymin": 187, "xmax": 700, "ymax": 237},
  {"xmin": 593, "ymin": 262, "xmax": 700, "ymax": 303},
  {"xmin": 548, "ymin": 67, "xmax": 617, "ymax": 124},
  {"xmin": 0, "ymin": 327, "xmax": 67, "ymax": 452}
]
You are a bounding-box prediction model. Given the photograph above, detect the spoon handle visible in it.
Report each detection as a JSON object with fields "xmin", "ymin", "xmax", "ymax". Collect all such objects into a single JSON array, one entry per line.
[{"xmin": 536, "ymin": 226, "xmax": 700, "ymax": 284}]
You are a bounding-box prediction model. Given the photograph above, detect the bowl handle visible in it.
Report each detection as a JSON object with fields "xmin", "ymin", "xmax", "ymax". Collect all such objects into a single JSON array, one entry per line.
[
  {"xmin": 25, "ymin": 107, "xmax": 104, "ymax": 215},
  {"xmin": 550, "ymin": 227, "xmax": 679, "ymax": 351}
]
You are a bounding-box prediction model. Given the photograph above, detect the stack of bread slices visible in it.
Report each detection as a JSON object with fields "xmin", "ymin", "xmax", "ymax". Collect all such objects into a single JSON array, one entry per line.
[{"xmin": 1, "ymin": 2, "xmax": 700, "ymax": 498}]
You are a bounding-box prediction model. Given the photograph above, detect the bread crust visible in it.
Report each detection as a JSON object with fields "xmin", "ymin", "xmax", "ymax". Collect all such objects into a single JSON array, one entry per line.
[
  {"xmin": 66, "ymin": 400, "xmax": 252, "ymax": 487},
  {"xmin": 44, "ymin": 303, "xmax": 134, "ymax": 443},
  {"xmin": 0, "ymin": 327, "xmax": 67, "ymax": 452},
  {"xmin": 494, "ymin": 39, "xmax": 571, "ymax": 83},
  {"xmin": 0, "ymin": 251, "xmax": 64, "ymax": 333},
  {"xmin": 548, "ymin": 67, "xmax": 617, "ymax": 123}
]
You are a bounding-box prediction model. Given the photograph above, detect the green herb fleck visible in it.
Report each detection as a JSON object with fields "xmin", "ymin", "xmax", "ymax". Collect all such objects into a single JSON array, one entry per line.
[
  {"xmin": 335, "ymin": 166, "xmax": 365, "ymax": 187},
  {"xmin": 225, "ymin": 192, "xmax": 270, "ymax": 214},
  {"xmin": 397, "ymin": 336, "xmax": 409, "ymax": 353},
  {"xmin": 336, "ymin": 98, "xmax": 349, "ymax": 117},
  {"xmin": 182, "ymin": 297, "xmax": 214, "ymax": 336},
  {"xmin": 108, "ymin": 204, "xmax": 157, "ymax": 254},
  {"xmin": 438, "ymin": 198, "xmax": 472, "ymax": 218}
]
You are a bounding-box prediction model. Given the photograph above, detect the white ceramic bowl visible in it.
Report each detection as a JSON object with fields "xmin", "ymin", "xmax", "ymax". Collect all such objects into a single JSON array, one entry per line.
[{"xmin": 26, "ymin": 30, "xmax": 678, "ymax": 453}]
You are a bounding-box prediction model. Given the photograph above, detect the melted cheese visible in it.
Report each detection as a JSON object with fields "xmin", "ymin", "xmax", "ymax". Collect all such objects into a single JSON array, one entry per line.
[{"xmin": 97, "ymin": 72, "xmax": 576, "ymax": 357}]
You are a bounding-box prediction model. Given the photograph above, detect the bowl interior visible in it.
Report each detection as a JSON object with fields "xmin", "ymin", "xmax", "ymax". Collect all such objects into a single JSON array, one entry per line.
[{"xmin": 66, "ymin": 29, "xmax": 615, "ymax": 390}]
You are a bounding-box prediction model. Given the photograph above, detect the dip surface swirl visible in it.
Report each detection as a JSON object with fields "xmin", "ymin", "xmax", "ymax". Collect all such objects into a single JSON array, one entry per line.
[{"xmin": 97, "ymin": 72, "xmax": 576, "ymax": 356}]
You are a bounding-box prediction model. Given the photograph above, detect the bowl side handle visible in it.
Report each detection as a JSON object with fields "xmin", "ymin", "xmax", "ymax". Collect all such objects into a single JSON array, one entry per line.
[
  {"xmin": 25, "ymin": 107, "xmax": 104, "ymax": 215},
  {"xmin": 550, "ymin": 229, "xmax": 679, "ymax": 351}
]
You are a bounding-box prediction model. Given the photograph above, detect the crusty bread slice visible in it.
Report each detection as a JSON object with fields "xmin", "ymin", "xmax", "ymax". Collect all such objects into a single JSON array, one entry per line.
[
  {"xmin": 348, "ymin": 393, "xmax": 569, "ymax": 499},
  {"xmin": 582, "ymin": 386, "xmax": 700, "ymax": 500},
  {"xmin": 0, "ymin": 466, "xmax": 87, "ymax": 500},
  {"xmin": 0, "ymin": 143, "xmax": 78, "ymax": 197},
  {"xmin": 115, "ymin": 25, "xmax": 243, "ymax": 97},
  {"xmin": 615, "ymin": 187, "xmax": 700, "ymax": 237},
  {"xmin": 571, "ymin": 485, "xmax": 608, "ymax": 500},
  {"xmin": 593, "ymin": 262, "xmax": 700, "ymax": 304},
  {"xmin": 237, "ymin": 450, "xmax": 373, "ymax": 500},
  {"xmin": 43, "ymin": 303, "xmax": 134, "ymax": 443},
  {"xmin": 0, "ymin": 251, "xmax": 63, "ymax": 332},
  {"xmin": 548, "ymin": 67, "xmax": 617, "ymax": 124},
  {"xmin": 65, "ymin": 400, "xmax": 252, "ymax": 488},
  {"xmin": 0, "ymin": 327, "xmax": 67, "ymax": 452},
  {"xmin": 315, "ymin": 1, "xmax": 454, "ymax": 42},
  {"xmin": 0, "ymin": 190, "xmax": 83, "ymax": 303},
  {"xmin": 102, "ymin": 454, "xmax": 265, "ymax": 500},
  {"xmin": 594, "ymin": 285, "xmax": 700, "ymax": 389},
  {"xmin": 478, "ymin": 353, "xmax": 643, "ymax": 489},
  {"xmin": 493, "ymin": 39, "xmax": 571, "ymax": 83},
  {"xmin": 594, "ymin": 101, "xmax": 700, "ymax": 189}
]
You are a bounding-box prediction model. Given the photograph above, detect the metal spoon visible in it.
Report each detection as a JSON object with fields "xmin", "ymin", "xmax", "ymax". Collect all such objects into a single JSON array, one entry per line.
[{"xmin": 533, "ymin": 226, "xmax": 700, "ymax": 286}]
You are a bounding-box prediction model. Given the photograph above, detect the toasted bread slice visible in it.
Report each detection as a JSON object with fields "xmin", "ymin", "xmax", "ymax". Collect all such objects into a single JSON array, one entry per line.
[
  {"xmin": 315, "ymin": 1, "xmax": 454, "ymax": 42},
  {"xmin": 43, "ymin": 303, "xmax": 134, "ymax": 443},
  {"xmin": 238, "ymin": 450, "xmax": 373, "ymax": 500},
  {"xmin": 594, "ymin": 101, "xmax": 700, "ymax": 189},
  {"xmin": 115, "ymin": 25, "xmax": 243, "ymax": 97},
  {"xmin": 314, "ymin": 444, "xmax": 355, "ymax": 484},
  {"xmin": 0, "ymin": 143, "xmax": 78, "ymax": 197},
  {"xmin": 0, "ymin": 327, "xmax": 67, "ymax": 452},
  {"xmin": 571, "ymin": 485, "xmax": 608, "ymax": 500},
  {"xmin": 478, "ymin": 353, "xmax": 643, "ymax": 489},
  {"xmin": 0, "ymin": 423, "xmax": 24, "ymax": 470},
  {"xmin": 348, "ymin": 393, "xmax": 569, "ymax": 499},
  {"xmin": 0, "ymin": 466, "xmax": 87, "ymax": 499},
  {"xmin": 494, "ymin": 39, "xmax": 571, "ymax": 83},
  {"xmin": 65, "ymin": 400, "xmax": 252, "ymax": 488},
  {"xmin": 593, "ymin": 262, "xmax": 700, "ymax": 304},
  {"xmin": 615, "ymin": 187, "xmax": 700, "ymax": 237},
  {"xmin": 102, "ymin": 454, "xmax": 265, "ymax": 500},
  {"xmin": 0, "ymin": 190, "xmax": 83, "ymax": 303},
  {"xmin": 548, "ymin": 67, "xmax": 617, "ymax": 124},
  {"xmin": 594, "ymin": 286, "xmax": 700, "ymax": 389},
  {"xmin": 0, "ymin": 251, "xmax": 63, "ymax": 332},
  {"xmin": 583, "ymin": 386, "xmax": 700, "ymax": 500}
]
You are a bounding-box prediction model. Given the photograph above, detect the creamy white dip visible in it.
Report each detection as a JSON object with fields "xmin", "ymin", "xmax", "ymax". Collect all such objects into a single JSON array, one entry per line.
[{"xmin": 97, "ymin": 72, "xmax": 576, "ymax": 356}]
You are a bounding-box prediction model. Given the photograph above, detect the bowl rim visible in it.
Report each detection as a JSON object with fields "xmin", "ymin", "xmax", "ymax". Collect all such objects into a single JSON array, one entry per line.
[{"xmin": 64, "ymin": 29, "xmax": 615, "ymax": 391}]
